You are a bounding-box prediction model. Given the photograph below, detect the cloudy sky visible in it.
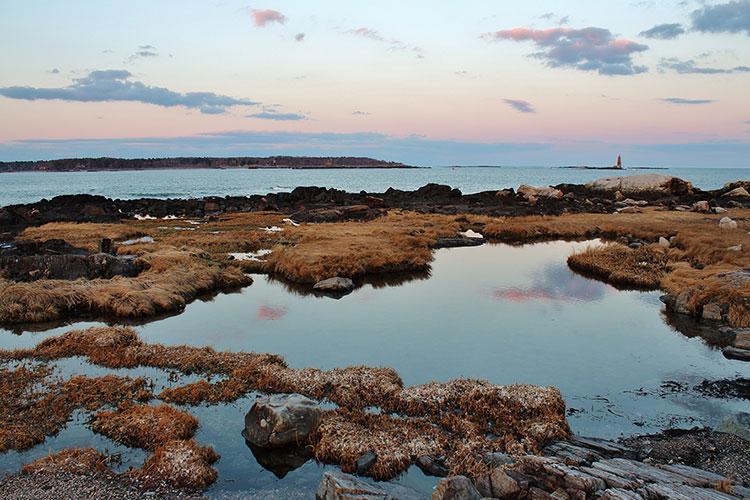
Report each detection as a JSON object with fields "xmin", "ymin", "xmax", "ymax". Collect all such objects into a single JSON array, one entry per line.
[{"xmin": 0, "ymin": 0, "xmax": 749, "ymax": 166}]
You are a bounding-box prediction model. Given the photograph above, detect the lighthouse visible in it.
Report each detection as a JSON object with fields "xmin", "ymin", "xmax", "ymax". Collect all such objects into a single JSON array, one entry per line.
[{"xmin": 616, "ymin": 155, "xmax": 622, "ymax": 169}]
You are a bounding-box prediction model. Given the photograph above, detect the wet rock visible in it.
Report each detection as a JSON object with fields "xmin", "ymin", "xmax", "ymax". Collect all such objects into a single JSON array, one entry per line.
[
  {"xmin": 433, "ymin": 236, "xmax": 485, "ymax": 248},
  {"xmin": 355, "ymin": 451, "xmax": 377, "ymax": 474},
  {"xmin": 718, "ymin": 217, "xmax": 738, "ymax": 230},
  {"xmin": 313, "ymin": 277, "xmax": 355, "ymax": 294},
  {"xmin": 416, "ymin": 455, "xmax": 449, "ymax": 477},
  {"xmin": 243, "ymin": 394, "xmax": 323, "ymax": 448},
  {"xmin": 735, "ymin": 331, "xmax": 750, "ymax": 350},
  {"xmin": 723, "ymin": 346, "xmax": 750, "ymax": 361},
  {"xmin": 316, "ymin": 471, "xmax": 422, "ymax": 500},
  {"xmin": 723, "ymin": 187, "xmax": 750, "ymax": 198},
  {"xmin": 0, "ymin": 253, "xmax": 144, "ymax": 281},
  {"xmin": 431, "ymin": 476, "xmax": 481, "ymax": 500}
]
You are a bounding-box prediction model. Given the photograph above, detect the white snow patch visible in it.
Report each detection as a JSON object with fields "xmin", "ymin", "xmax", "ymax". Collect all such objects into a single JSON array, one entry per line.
[
  {"xmin": 460, "ymin": 229, "xmax": 484, "ymax": 239},
  {"xmin": 121, "ymin": 236, "xmax": 155, "ymax": 246},
  {"xmin": 229, "ymin": 249, "xmax": 272, "ymax": 261},
  {"xmin": 134, "ymin": 214, "xmax": 156, "ymax": 220},
  {"xmin": 263, "ymin": 226, "xmax": 283, "ymax": 233},
  {"xmin": 282, "ymin": 218, "xmax": 300, "ymax": 227}
]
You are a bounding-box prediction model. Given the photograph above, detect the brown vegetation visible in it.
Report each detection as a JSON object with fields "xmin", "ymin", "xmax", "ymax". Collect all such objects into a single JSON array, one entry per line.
[
  {"xmin": 132, "ymin": 439, "xmax": 219, "ymax": 490},
  {"xmin": 567, "ymin": 243, "xmax": 671, "ymax": 289},
  {"xmin": 91, "ymin": 403, "xmax": 198, "ymax": 450},
  {"xmin": 2, "ymin": 326, "xmax": 569, "ymax": 479},
  {"xmin": 21, "ymin": 448, "xmax": 110, "ymax": 475},
  {"xmin": 0, "ymin": 363, "xmax": 151, "ymax": 453}
]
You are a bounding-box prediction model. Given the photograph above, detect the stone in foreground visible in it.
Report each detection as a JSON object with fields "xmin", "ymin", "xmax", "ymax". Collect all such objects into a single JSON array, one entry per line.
[
  {"xmin": 585, "ymin": 174, "xmax": 693, "ymax": 197},
  {"xmin": 316, "ymin": 471, "xmax": 421, "ymax": 500},
  {"xmin": 243, "ymin": 394, "xmax": 323, "ymax": 448},
  {"xmin": 313, "ymin": 277, "xmax": 356, "ymax": 294},
  {"xmin": 431, "ymin": 476, "xmax": 482, "ymax": 500}
]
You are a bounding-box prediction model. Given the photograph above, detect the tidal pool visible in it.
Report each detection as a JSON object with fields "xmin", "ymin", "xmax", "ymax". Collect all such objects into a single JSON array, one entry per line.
[{"xmin": 0, "ymin": 240, "xmax": 746, "ymax": 497}]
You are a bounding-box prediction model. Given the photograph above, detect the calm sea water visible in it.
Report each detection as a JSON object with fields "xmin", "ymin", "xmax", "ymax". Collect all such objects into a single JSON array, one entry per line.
[
  {"xmin": 0, "ymin": 241, "xmax": 744, "ymax": 497},
  {"xmin": 1, "ymin": 166, "xmax": 749, "ymax": 206}
]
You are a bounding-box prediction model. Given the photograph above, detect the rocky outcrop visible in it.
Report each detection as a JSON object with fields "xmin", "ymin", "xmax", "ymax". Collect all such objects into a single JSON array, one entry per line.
[
  {"xmin": 0, "ymin": 253, "xmax": 144, "ymax": 281},
  {"xmin": 316, "ymin": 471, "xmax": 422, "ymax": 500},
  {"xmin": 243, "ymin": 394, "xmax": 323, "ymax": 448},
  {"xmin": 313, "ymin": 277, "xmax": 356, "ymax": 295},
  {"xmin": 432, "ymin": 476, "xmax": 482, "ymax": 500},
  {"xmin": 585, "ymin": 174, "xmax": 694, "ymax": 197}
]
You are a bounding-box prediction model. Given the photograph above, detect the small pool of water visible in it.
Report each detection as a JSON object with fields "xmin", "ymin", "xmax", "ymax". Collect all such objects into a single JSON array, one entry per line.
[{"xmin": 1, "ymin": 240, "xmax": 746, "ymax": 497}]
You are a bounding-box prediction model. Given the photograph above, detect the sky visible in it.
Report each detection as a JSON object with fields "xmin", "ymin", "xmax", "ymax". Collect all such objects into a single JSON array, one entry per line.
[{"xmin": 0, "ymin": 0, "xmax": 749, "ymax": 166}]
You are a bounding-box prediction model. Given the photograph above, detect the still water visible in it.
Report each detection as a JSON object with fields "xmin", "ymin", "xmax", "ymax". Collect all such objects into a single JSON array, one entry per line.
[
  {"xmin": 1, "ymin": 166, "xmax": 749, "ymax": 206},
  {"xmin": 0, "ymin": 241, "xmax": 745, "ymax": 497}
]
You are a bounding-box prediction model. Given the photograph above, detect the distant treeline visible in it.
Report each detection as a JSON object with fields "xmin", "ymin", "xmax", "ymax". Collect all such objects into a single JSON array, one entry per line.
[{"xmin": 0, "ymin": 156, "xmax": 413, "ymax": 172}]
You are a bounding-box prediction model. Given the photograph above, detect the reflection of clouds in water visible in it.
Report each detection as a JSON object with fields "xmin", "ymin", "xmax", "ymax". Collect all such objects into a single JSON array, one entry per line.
[
  {"xmin": 256, "ymin": 304, "xmax": 288, "ymax": 320},
  {"xmin": 486, "ymin": 263, "xmax": 613, "ymax": 303}
]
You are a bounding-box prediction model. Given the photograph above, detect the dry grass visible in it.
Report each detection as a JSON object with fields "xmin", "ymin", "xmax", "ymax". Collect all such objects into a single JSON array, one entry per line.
[
  {"xmin": 567, "ymin": 244, "xmax": 671, "ymax": 289},
  {"xmin": 132, "ymin": 439, "xmax": 219, "ymax": 490},
  {"xmin": 21, "ymin": 448, "xmax": 111, "ymax": 475},
  {"xmin": 0, "ymin": 363, "xmax": 151, "ymax": 452},
  {"xmin": 0, "ymin": 249, "xmax": 252, "ymax": 323},
  {"xmin": 91, "ymin": 403, "xmax": 198, "ymax": 450}
]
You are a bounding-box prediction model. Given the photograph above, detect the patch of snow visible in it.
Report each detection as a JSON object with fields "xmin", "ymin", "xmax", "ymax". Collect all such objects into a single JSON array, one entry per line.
[
  {"xmin": 228, "ymin": 249, "xmax": 272, "ymax": 261},
  {"xmin": 263, "ymin": 226, "xmax": 283, "ymax": 233},
  {"xmin": 460, "ymin": 229, "xmax": 484, "ymax": 239},
  {"xmin": 134, "ymin": 214, "xmax": 156, "ymax": 220},
  {"xmin": 157, "ymin": 226, "xmax": 195, "ymax": 231},
  {"xmin": 282, "ymin": 218, "xmax": 300, "ymax": 227},
  {"xmin": 162, "ymin": 215, "xmax": 180, "ymax": 220},
  {"xmin": 121, "ymin": 236, "xmax": 155, "ymax": 246}
]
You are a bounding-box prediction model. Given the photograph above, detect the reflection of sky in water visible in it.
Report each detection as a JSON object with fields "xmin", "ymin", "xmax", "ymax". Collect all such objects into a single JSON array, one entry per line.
[{"xmin": 0, "ymin": 240, "xmax": 747, "ymax": 496}]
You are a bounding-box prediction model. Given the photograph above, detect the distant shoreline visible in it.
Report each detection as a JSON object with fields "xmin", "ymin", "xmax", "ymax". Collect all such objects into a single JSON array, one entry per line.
[{"xmin": 0, "ymin": 156, "xmax": 419, "ymax": 173}]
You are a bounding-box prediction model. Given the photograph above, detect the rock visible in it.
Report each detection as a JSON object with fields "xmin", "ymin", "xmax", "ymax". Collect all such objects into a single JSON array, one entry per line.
[
  {"xmin": 723, "ymin": 346, "xmax": 750, "ymax": 361},
  {"xmin": 727, "ymin": 244, "xmax": 743, "ymax": 252},
  {"xmin": 431, "ymin": 476, "xmax": 482, "ymax": 500},
  {"xmin": 518, "ymin": 185, "xmax": 564, "ymax": 200},
  {"xmin": 723, "ymin": 187, "xmax": 750, "ymax": 198},
  {"xmin": 433, "ymin": 236, "xmax": 485, "ymax": 248},
  {"xmin": 617, "ymin": 206, "xmax": 642, "ymax": 214},
  {"xmin": 489, "ymin": 468, "xmax": 521, "ymax": 498},
  {"xmin": 0, "ymin": 253, "xmax": 144, "ymax": 281},
  {"xmin": 692, "ymin": 201, "xmax": 710, "ymax": 213},
  {"xmin": 599, "ymin": 489, "xmax": 645, "ymax": 499},
  {"xmin": 658, "ymin": 237, "xmax": 670, "ymax": 248},
  {"xmin": 416, "ymin": 455, "xmax": 449, "ymax": 477},
  {"xmin": 713, "ymin": 207, "xmax": 728, "ymax": 214},
  {"xmin": 614, "ymin": 191, "xmax": 624, "ymax": 201},
  {"xmin": 719, "ymin": 217, "xmax": 738, "ymax": 230},
  {"xmin": 316, "ymin": 471, "xmax": 421, "ymax": 500},
  {"xmin": 496, "ymin": 189, "xmax": 513, "ymax": 198},
  {"xmin": 717, "ymin": 412, "xmax": 750, "ymax": 442},
  {"xmin": 585, "ymin": 174, "xmax": 693, "ymax": 197},
  {"xmin": 313, "ymin": 277, "xmax": 355, "ymax": 294},
  {"xmin": 355, "ymin": 451, "xmax": 377, "ymax": 474},
  {"xmin": 483, "ymin": 451, "xmax": 515, "ymax": 467},
  {"xmin": 243, "ymin": 394, "xmax": 323, "ymax": 448},
  {"xmin": 735, "ymin": 331, "xmax": 750, "ymax": 350},
  {"xmin": 701, "ymin": 303, "xmax": 724, "ymax": 322}
]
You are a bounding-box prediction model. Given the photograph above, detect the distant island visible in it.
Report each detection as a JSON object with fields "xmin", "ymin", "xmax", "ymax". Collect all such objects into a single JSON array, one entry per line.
[{"xmin": 0, "ymin": 156, "xmax": 415, "ymax": 173}]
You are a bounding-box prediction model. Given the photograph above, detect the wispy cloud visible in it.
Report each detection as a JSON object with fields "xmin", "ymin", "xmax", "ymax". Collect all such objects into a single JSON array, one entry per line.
[
  {"xmin": 503, "ymin": 98, "xmax": 536, "ymax": 113},
  {"xmin": 0, "ymin": 70, "xmax": 257, "ymax": 114},
  {"xmin": 247, "ymin": 110, "xmax": 307, "ymax": 121},
  {"xmin": 482, "ymin": 27, "xmax": 648, "ymax": 75},
  {"xmin": 294, "ymin": 32, "xmax": 305, "ymax": 42},
  {"xmin": 251, "ymin": 9, "xmax": 286, "ymax": 27},
  {"xmin": 691, "ymin": 0, "xmax": 750, "ymax": 36},
  {"xmin": 126, "ymin": 45, "xmax": 159, "ymax": 63},
  {"xmin": 352, "ymin": 110, "xmax": 370, "ymax": 116},
  {"xmin": 660, "ymin": 97, "xmax": 716, "ymax": 105},
  {"xmin": 345, "ymin": 27, "xmax": 424, "ymax": 58},
  {"xmin": 659, "ymin": 57, "xmax": 750, "ymax": 74},
  {"xmin": 639, "ymin": 23, "xmax": 685, "ymax": 39}
]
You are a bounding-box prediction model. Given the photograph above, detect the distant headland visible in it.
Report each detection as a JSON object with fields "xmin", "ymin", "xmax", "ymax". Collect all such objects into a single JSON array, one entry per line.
[{"xmin": 0, "ymin": 156, "xmax": 416, "ymax": 173}]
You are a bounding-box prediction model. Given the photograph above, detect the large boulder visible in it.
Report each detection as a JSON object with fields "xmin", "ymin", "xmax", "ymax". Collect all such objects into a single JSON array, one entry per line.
[
  {"xmin": 517, "ymin": 185, "xmax": 564, "ymax": 200},
  {"xmin": 313, "ymin": 277, "xmax": 355, "ymax": 294},
  {"xmin": 316, "ymin": 471, "xmax": 422, "ymax": 500},
  {"xmin": 585, "ymin": 174, "xmax": 693, "ymax": 197},
  {"xmin": 243, "ymin": 394, "xmax": 323, "ymax": 448},
  {"xmin": 431, "ymin": 476, "xmax": 482, "ymax": 500}
]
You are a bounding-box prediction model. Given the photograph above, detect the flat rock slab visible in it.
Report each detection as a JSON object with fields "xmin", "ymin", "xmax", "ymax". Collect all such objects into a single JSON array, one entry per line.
[
  {"xmin": 243, "ymin": 394, "xmax": 323, "ymax": 448},
  {"xmin": 316, "ymin": 471, "xmax": 422, "ymax": 500},
  {"xmin": 313, "ymin": 277, "xmax": 355, "ymax": 294}
]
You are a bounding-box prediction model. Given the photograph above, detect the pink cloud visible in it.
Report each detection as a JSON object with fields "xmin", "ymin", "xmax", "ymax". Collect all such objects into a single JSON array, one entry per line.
[
  {"xmin": 346, "ymin": 27, "xmax": 385, "ymax": 42},
  {"xmin": 251, "ymin": 9, "xmax": 287, "ymax": 27}
]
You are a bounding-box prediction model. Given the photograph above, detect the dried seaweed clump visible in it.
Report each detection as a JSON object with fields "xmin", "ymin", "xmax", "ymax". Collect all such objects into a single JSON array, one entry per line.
[
  {"xmin": 0, "ymin": 364, "xmax": 151, "ymax": 453},
  {"xmin": 567, "ymin": 243, "xmax": 670, "ymax": 289},
  {"xmin": 133, "ymin": 439, "xmax": 220, "ymax": 490},
  {"xmin": 312, "ymin": 410, "xmax": 447, "ymax": 480},
  {"xmin": 21, "ymin": 448, "xmax": 110, "ymax": 475},
  {"xmin": 91, "ymin": 403, "xmax": 198, "ymax": 450}
]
